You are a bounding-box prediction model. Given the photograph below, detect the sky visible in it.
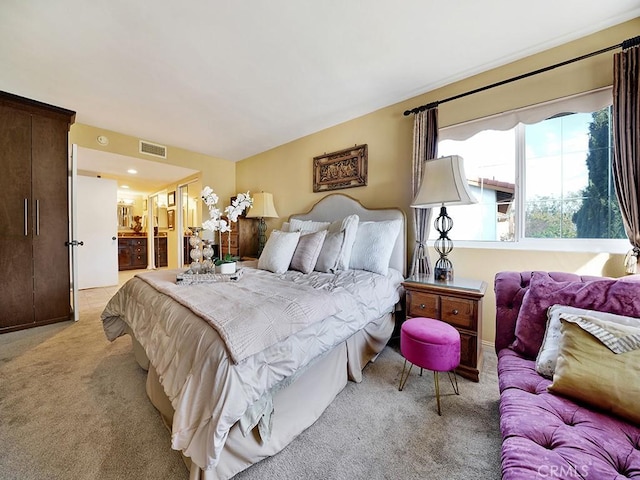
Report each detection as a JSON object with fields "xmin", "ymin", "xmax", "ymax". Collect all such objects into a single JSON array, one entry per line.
[{"xmin": 439, "ymin": 111, "xmax": 594, "ymax": 200}]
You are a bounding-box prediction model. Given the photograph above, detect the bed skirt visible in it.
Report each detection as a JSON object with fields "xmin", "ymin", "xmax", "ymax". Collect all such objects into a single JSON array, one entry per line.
[{"xmin": 137, "ymin": 312, "xmax": 394, "ymax": 479}]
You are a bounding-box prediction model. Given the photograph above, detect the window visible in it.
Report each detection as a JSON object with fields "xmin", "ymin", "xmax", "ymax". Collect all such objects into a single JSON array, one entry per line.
[{"xmin": 437, "ymin": 90, "xmax": 625, "ymax": 248}]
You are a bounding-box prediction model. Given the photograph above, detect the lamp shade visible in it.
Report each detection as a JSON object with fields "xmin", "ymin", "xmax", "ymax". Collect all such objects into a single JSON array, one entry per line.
[
  {"xmin": 411, "ymin": 155, "xmax": 477, "ymax": 208},
  {"xmin": 247, "ymin": 192, "xmax": 279, "ymax": 218}
]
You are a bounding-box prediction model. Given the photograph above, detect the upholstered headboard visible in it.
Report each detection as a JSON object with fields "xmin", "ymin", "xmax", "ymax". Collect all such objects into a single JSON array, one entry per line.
[{"xmin": 289, "ymin": 193, "xmax": 406, "ymax": 275}]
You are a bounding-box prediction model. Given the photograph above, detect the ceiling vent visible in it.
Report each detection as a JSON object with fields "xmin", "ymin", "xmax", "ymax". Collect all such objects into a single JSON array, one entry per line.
[{"xmin": 139, "ymin": 140, "xmax": 167, "ymax": 158}]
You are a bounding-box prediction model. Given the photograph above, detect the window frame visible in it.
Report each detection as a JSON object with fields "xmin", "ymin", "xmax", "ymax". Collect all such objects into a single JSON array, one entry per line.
[{"xmin": 438, "ymin": 88, "xmax": 629, "ymax": 254}]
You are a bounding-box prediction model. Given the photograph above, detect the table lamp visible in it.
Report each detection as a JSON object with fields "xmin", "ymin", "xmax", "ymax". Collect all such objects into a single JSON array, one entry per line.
[
  {"xmin": 246, "ymin": 192, "xmax": 279, "ymax": 257},
  {"xmin": 411, "ymin": 155, "xmax": 477, "ymax": 281}
]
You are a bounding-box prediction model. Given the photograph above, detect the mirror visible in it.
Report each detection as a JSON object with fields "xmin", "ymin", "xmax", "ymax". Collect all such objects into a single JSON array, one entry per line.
[{"xmin": 117, "ymin": 205, "xmax": 132, "ymax": 229}]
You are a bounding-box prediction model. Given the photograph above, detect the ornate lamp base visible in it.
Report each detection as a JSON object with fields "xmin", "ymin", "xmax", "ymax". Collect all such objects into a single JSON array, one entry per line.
[
  {"xmin": 434, "ymin": 205, "xmax": 454, "ymax": 282},
  {"xmin": 434, "ymin": 257, "xmax": 454, "ymax": 282},
  {"xmin": 257, "ymin": 217, "xmax": 267, "ymax": 257}
]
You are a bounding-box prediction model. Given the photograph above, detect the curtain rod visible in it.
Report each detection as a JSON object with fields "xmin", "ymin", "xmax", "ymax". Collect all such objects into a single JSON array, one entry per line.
[{"xmin": 403, "ymin": 35, "xmax": 640, "ymax": 116}]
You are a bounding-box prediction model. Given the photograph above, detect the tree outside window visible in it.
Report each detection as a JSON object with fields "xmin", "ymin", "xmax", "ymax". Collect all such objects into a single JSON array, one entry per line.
[{"xmin": 439, "ymin": 104, "xmax": 624, "ymax": 242}]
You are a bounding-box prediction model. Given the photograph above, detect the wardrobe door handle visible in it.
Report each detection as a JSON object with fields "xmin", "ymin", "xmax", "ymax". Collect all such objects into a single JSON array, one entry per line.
[
  {"xmin": 36, "ymin": 199, "xmax": 40, "ymax": 235},
  {"xmin": 24, "ymin": 198, "xmax": 28, "ymax": 236}
]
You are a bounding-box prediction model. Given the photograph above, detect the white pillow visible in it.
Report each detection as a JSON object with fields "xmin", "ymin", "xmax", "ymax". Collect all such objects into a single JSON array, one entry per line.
[
  {"xmin": 314, "ymin": 231, "xmax": 345, "ymax": 273},
  {"xmin": 280, "ymin": 222, "xmax": 291, "ymax": 232},
  {"xmin": 290, "ymin": 230, "xmax": 327, "ymax": 274},
  {"xmin": 327, "ymin": 214, "xmax": 359, "ymax": 270},
  {"xmin": 257, "ymin": 230, "xmax": 301, "ymax": 274},
  {"xmin": 349, "ymin": 219, "xmax": 401, "ymax": 275},
  {"xmin": 289, "ymin": 218, "xmax": 331, "ymax": 233},
  {"xmin": 535, "ymin": 304, "xmax": 640, "ymax": 378}
]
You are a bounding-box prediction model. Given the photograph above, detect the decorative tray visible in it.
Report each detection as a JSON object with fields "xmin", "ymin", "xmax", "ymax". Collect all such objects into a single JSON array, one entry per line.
[{"xmin": 176, "ymin": 268, "xmax": 244, "ymax": 285}]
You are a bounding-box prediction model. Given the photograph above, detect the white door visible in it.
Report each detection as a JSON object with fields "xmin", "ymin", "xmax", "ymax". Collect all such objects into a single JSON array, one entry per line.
[
  {"xmin": 69, "ymin": 144, "xmax": 79, "ymax": 320},
  {"xmin": 77, "ymin": 175, "xmax": 118, "ymax": 289}
]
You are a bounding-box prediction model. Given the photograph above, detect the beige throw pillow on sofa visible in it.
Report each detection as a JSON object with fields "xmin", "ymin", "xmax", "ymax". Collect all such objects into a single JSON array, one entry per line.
[
  {"xmin": 536, "ymin": 305, "xmax": 640, "ymax": 378},
  {"xmin": 548, "ymin": 314, "xmax": 640, "ymax": 425}
]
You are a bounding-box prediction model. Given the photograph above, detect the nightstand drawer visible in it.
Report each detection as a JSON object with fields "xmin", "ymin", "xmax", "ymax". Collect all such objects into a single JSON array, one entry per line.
[
  {"xmin": 407, "ymin": 290, "xmax": 438, "ymax": 318},
  {"xmin": 132, "ymin": 254, "xmax": 146, "ymax": 266},
  {"xmin": 441, "ymin": 296, "xmax": 475, "ymax": 330},
  {"xmin": 229, "ymin": 234, "xmax": 239, "ymax": 248}
]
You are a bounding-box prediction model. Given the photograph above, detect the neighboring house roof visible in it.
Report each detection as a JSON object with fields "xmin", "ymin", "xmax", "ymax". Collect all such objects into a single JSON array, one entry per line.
[{"xmin": 470, "ymin": 178, "xmax": 515, "ymax": 214}]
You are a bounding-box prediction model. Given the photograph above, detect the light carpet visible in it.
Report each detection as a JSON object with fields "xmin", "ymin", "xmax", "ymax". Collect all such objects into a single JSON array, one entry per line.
[{"xmin": 0, "ymin": 293, "xmax": 501, "ymax": 480}]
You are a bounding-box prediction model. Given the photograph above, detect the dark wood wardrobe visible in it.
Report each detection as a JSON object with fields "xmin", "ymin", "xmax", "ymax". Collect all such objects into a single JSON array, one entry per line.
[{"xmin": 0, "ymin": 92, "xmax": 75, "ymax": 333}]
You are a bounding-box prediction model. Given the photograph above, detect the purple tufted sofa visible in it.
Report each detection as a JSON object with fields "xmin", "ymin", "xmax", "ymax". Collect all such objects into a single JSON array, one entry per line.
[{"xmin": 494, "ymin": 271, "xmax": 640, "ymax": 480}]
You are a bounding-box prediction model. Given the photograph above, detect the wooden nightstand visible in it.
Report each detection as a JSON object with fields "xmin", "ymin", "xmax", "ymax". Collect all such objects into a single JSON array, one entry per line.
[
  {"xmin": 402, "ymin": 275, "xmax": 487, "ymax": 382},
  {"xmin": 226, "ymin": 217, "xmax": 259, "ymax": 258}
]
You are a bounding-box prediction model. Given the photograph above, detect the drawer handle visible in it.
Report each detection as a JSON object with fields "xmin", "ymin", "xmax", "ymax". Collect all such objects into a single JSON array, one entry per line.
[
  {"xmin": 452, "ymin": 309, "xmax": 459, "ymax": 315},
  {"xmin": 419, "ymin": 303, "xmax": 425, "ymax": 309}
]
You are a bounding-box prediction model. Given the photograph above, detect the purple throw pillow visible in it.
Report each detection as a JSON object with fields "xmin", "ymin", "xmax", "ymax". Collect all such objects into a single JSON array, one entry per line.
[{"xmin": 511, "ymin": 272, "xmax": 640, "ymax": 359}]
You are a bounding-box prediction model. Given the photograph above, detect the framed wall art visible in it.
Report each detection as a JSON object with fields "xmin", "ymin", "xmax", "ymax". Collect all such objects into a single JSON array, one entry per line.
[
  {"xmin": 313, "ymin": 144, "xmax": 368, "ymax": 192},
  {"xmin": 167, "ymin": 209, "xmax": 175, "ymax": 230},
  {"xmin": 168, "ymin": 190, "xmax": 176, "ymax": 207}
]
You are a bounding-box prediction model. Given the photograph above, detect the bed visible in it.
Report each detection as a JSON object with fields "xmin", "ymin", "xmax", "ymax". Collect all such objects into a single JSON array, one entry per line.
[{"xmin": 101, "ymin": 193, "xmax": 406, "ymax": 479}]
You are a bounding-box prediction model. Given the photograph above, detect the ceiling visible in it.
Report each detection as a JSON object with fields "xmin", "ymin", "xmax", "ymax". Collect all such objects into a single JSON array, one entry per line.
[
  {"xmin": 2, "ymin": 2, "xmax": 639, "ymax": 163},
  {"xmin": 76, "ymin": 146, "xmax": 198, "ymax": 195}
]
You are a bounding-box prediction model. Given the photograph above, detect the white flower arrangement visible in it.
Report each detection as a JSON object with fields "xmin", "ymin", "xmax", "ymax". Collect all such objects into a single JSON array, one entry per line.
[{"xmin": 201, "ymin": 187, "xmax": 253, "ymax": 263}]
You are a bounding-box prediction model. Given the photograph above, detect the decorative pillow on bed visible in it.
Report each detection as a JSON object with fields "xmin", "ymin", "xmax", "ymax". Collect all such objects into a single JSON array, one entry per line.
[
  {"xmin": 289, "ymin": 230, "xmax": 327, "ymax": 274},
  {"xmin": 349, "ymin": 219, "xmax": 401, "ymax": 275},
  {"xmin": 257, "ymin": 230, "xmax": 301, "ymax": 274},
  {"xmin": 327, "ymin": 214, "xmax": 359, "ymax": 270},
  {"xmin": 314, "ymin": 231, "xmax": 345, "ymax": 273},
  {"xmin": 511, "ymin": 272, "xmax": 640, "ymax": 359},
  {"xmin": 548, "ymin": 315, "xmax": 640, "ymax": 425},
  {"xmin": 536, "ymin": 304, "xmax": 640, "ymax": 378},
  {"xmin": 289, "ymin": 218, "xmax": 331, "ymax": 233}
]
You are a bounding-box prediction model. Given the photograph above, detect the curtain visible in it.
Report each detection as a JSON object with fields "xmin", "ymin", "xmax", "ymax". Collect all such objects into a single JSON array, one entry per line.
[
  {"xmin": 410, "ymin": 106, "xmax": 438, "ymax": 277},
  {"xmin": 612, "ymin": 41, "xmax": 640, "ymax": 274}
]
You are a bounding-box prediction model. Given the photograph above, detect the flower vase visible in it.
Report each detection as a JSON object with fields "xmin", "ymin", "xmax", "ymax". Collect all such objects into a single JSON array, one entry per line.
[
  {"xmin": 219, "ymin": 262, "xmax": 236, "ymax": 274},
  {"xmin": 202, "ymin": 241, "xmax": 215, "ymax": 273},
  {"xmin": 189, "ymin": 227, "xmax": 203, "ymax": 273}
]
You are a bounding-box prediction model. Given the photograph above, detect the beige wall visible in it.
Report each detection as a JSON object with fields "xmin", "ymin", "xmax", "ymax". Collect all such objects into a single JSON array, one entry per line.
[
  {"xmin": 70, "ymin": 124, "xmax": 231, "ymax": 269},
  {"xmin": 70, "ymin": 123, "xmax": 236, "ymax": 217},
  {"xmin": 237, "ymin": 18, "xmax": 639, "ymax": 345}
]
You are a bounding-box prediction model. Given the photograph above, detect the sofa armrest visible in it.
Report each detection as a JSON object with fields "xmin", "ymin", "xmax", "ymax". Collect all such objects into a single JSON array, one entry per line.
[{"xmin": 494, "ymin": 272, "xmax": 531, "ymax": 354}]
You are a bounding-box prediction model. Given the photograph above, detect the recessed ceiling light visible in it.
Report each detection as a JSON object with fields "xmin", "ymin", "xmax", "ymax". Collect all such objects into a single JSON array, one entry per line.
[
  {"xmin": 121, "ymin": 185, "xmax": 130, "ymax": 189},
  {"xmin": 96, "ymin": 135, "xmax": 109, "ymax": 146},
  {"xmin": 127, "ymin": 169, "xmax": 138, "ymax": 174}
]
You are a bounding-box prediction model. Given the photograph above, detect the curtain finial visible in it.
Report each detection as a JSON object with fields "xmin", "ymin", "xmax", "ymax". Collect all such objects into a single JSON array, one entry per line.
[{"xmin": 622, "ymin": 36, "xmax": 640, "ymax": 50}]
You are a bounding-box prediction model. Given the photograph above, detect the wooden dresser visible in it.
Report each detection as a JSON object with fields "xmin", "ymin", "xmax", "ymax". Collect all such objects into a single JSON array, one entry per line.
[
  {"xmin": 118, "ymin": 236, "xmax": 168, "ymax": 270},
  {"xmin": 118, "ymin": 237, "xmax": 147, "ymax": 270},
  {"xmin": 225, "ymin": 218, "xmax": 258, "ymax": 259},
  {"xmin": 402, "ymin": 275, "xmax": 487, "ymax": 382}
]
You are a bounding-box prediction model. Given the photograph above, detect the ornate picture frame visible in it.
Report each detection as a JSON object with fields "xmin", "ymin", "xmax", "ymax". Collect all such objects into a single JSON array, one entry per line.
[
  {"xmin": 167, "ymin": 209, "xmax": 175, "ymax": 230},
  {"xmin": 313, "ymin": 144, "xmax": 368, "ymax": 192}
]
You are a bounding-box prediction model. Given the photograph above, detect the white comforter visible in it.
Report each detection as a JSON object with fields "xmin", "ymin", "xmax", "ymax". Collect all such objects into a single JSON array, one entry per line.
[{"xmin": 101, "ymin": 267, "xmax": 403, "ymax": 470}]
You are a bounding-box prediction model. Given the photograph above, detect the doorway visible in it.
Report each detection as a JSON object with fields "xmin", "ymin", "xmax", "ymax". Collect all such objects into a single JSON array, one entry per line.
[{"xmin": 74, "ymin": 146, "xmax": 198, "ymax": 287}]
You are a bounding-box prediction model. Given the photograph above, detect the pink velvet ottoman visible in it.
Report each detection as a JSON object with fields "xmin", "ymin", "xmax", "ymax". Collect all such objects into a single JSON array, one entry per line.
[{"xmin": 398, "ymin": 317, "xmax": 461, "ymax": 415}]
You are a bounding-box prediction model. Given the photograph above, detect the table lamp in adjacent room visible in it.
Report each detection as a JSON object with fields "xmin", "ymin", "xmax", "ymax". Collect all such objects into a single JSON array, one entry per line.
[
  {"xmin": 411, "ymin": 155, "xmax": 477, "ymax": 282},
  {"xmin": 247, "ymin": 192, "xmax": 279, "ymax": 257}
]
